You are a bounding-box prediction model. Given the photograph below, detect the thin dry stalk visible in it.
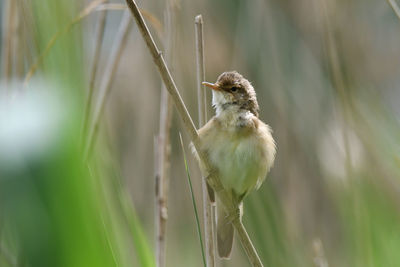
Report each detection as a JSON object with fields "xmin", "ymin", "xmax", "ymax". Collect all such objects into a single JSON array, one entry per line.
[
  {"xmin": 195, "ymin": 16, "xmax": 207, "ymax": 126},
  {"xmin": 81, "ymin": 0, "xmax": 109, "ymax": 145},
  {"xmin": 1, "ymin": 0, "xmax": 16, "ymax": 81},
  {"xmin": 84, "ymin": 11, "xmax": 133, "ymax": 159},
  {"xmin": 387, "ymin": 0, "xmax": 400, "ymax": 20},
  {"xmin": 195, "ymin": 15, "xmax": 215, "ymax": 267},
  {"xmin": 155, "ymin": 2, "xmax": 175, "ymax": 267},
  {"xmin": 155, "ymin": 83, "xmax": 173, "ymax": 267},
  {"xmin": 124, "ymin": 0, "xmax": 264, "ymax": 265}
]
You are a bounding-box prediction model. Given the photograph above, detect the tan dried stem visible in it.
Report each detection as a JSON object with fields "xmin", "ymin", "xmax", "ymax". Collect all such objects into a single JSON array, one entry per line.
[
  {"xmin": 387, "ymin": 0, "xmax": 400, "ymax": 20},
  {"xmin": 195, "ymin": 14, "xmax": 215, "ymax": 267},
  {"xmin": 124, "ymin": 0, "xmax": 264, "ymax": 265},
  {"xmin": 155, "ymin": 1, "xmax": 175, "ymax": 267}
]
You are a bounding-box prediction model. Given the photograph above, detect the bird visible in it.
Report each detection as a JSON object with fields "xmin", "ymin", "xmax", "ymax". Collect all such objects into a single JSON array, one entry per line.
[{"xmin": 193, "ymin": 71, "xmax": 276, "ymax": 259}]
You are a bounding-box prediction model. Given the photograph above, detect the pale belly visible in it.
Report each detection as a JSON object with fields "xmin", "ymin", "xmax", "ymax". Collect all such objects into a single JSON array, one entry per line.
[{"xmin": 208, "ymin": 133, "xmax": 267, "ymax": 196}]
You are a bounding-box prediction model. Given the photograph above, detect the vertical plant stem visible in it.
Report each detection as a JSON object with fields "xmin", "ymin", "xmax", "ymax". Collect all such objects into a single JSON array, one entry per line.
[
  {"xmin": 155, "ymin": 2, "xmax": 175, "ymax": 267},
  {"xmin": 195, "ymin": 16, "xmax": 207, "ymax": 126},
  {"xmin": 195, "ymin": 14, "xmax": 215, "ymax": 267},
  {"xmin": 124, "ymin": 0, "xmax": 198, "ymax": 141},
  {"xmin": 81, "ymin": 0, "xmax": 109, "ymax": 146},
  {"xmin": 84, "ymin": 11, "xmax": 132, "ymax": 160},
  {"xmin": 124, "ymin": 1, "xmax": 264, "ymax": 265},
  {"xmin": 155, "ymin": 85, "xmax": 173, "ymax": 267}
]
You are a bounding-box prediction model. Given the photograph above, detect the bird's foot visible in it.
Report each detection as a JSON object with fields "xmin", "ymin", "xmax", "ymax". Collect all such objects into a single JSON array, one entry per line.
[{"xmin": 224, "ymin": 208, "xmax": 241, "ymax": 225}]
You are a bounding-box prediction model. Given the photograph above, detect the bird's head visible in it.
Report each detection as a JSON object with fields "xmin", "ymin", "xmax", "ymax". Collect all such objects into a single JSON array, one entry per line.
[{"xmin": 203, "ymin": 71, "xmax": 259, "ymax": 117}]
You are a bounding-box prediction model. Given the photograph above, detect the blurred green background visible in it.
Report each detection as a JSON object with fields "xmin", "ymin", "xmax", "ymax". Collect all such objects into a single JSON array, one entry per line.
[{"xmin": 2, "ymin": 0, "xmax": 400, "ymax": 266}]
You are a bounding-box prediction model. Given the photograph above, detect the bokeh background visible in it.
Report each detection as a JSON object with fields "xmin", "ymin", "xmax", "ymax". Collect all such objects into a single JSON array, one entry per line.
[{"xmin": 2, "ymin": 0, "xmax": 400, "ymax": 266}]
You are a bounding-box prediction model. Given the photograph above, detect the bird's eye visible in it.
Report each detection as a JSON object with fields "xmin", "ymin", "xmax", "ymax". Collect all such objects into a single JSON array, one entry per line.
[{"xmin": 231, "ymin": 86, "xmax": 239, "ymax": 92}]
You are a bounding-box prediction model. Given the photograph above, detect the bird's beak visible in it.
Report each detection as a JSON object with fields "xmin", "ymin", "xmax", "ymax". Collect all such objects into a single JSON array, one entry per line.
[{"xmin": 202, "ymin": 82, "xmax": 221, "ymax": 91}]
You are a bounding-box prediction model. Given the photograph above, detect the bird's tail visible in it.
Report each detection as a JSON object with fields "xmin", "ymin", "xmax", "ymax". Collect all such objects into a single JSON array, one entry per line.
[{"xmin": 217, "ymin": 199, "xmax": 234, "ymax": 259}]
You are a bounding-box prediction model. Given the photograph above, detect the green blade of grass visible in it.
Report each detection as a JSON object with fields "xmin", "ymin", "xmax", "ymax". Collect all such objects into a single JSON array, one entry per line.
[
  {"xmin": 120, "ymin": 192, "xmax": 156, "ymax": 267},
  {"xmin": 179, "ymin": 133, "xmax": 207, "ymax": 267},
  {"xmin": 24, "ymin": 0, "xmax": 163, "ymax": 86},
  {"xmin": 24, "ymin": 0, "xmax": 106, "ymax": 85}
]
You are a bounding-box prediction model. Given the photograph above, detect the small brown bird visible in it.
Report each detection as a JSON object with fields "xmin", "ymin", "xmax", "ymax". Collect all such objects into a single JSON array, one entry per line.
[{"xmin": 194, "ymin": 71, "xmax": 276, "ymax": 259}]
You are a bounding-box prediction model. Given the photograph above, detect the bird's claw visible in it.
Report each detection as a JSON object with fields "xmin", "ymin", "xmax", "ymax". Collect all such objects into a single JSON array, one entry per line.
[{"xmin": 224, "ymin": 208, "xmax": 241, "ymax": 225}]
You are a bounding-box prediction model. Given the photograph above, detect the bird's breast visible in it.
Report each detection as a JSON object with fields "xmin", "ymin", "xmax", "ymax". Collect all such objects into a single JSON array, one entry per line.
[{"xmin": 200, "ymin": 117, "xmax": 275, "ymax": 196}]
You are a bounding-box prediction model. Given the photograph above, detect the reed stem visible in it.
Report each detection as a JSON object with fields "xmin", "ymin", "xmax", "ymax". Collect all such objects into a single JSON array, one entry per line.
[
  {"xmin": 387, "ymin": 0, "xmax": 400, "ymax": 20},
  {"xmin": 195, "ymin": 14, "xmax": 215, "ymax": 267},
  {"xmin": 155, "ymin": 1, "xmax": 175, "ymax": 266}
]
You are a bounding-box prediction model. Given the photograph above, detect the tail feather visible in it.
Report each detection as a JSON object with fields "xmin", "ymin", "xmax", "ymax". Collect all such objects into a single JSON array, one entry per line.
[{"xmin": 217, "ymin": 201, "xmax": 234, "ymax": 259}]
